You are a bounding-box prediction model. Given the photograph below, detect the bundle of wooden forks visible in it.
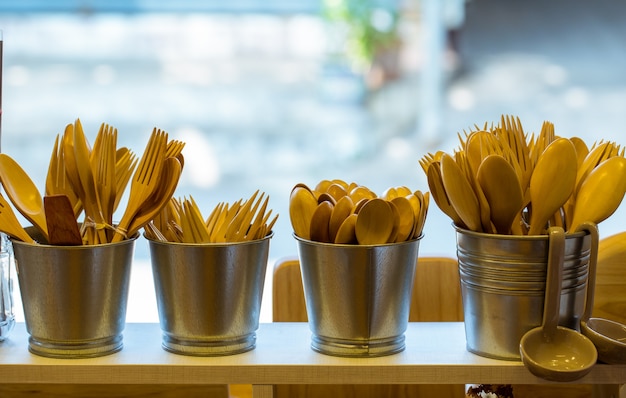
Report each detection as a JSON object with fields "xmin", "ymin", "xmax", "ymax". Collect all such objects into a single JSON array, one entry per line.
[
  {"xmin": 0, "ymin": 118, "xmax": 184, "ymax": 245},
  {"xmin": 144, "ymin": 190, "xmax": 278, "ymax": 243}
]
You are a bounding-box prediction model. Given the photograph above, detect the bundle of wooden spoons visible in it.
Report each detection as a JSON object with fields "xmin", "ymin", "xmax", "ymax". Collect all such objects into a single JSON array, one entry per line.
[
  {"xmin": 419, "ymin": 115, "xmax": 626, "ymax": 235},
  {"xmin": 144, "ymin": 190, "xmax": 278, "ymax": 243},
  {"xmin": 289, "ymin": 179, "xmax": 428, "ymax": 245}
]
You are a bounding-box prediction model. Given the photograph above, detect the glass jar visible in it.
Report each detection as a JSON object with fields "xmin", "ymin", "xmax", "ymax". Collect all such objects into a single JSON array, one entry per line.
[{"xmin": 0, "ymin": 233, "xmax": 15, "ymax": 340}]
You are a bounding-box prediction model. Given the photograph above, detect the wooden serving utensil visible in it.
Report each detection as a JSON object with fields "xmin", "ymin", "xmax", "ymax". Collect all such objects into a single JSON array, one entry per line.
[
  {"xmin": 0, "ymin": 153, "xmax": 49, "ymax": 241},
  {"xmin": 44, "ymin": 194, "xmax": 83, "ymax": 245}
]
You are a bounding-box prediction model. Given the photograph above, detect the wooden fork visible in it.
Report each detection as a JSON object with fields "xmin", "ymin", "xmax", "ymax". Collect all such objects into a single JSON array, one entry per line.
[
  {"xmin": 112, "ymin": 128, "xmax": 167, "ymax": 242},
  {"xmin": 46, "ymin": 133, "xmax": 82, "ymax": 218}
]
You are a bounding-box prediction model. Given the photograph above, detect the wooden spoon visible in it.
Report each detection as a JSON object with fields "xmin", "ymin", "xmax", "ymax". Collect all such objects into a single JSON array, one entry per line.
[
  {"xmin": 405, "ymin": 193, "xmax": 422, "ymax": 238},
  {"xmin": 414, "ymin": 191, "xmax": 429, "ymax": 238},
  {"xmin": 439, "ymin": 153, "xmax": 482, "ymax": 232},
  {"xmin": 334, "ymin": 213, "xmax": 358, "ymax": 244},
  {"xmin": 326, "ymin": 183, "xmax": 348, "ymax": 201},
  {"xmin": 426, "ymin": 161, "xmax": 464, "ymax": 227},
  {"xmin": 0, "ymin": 193, "xmax": 35, "ymax": 243},
  {"xmin": 380, "ymin": 187, "xmax": 398, "ymax": 200},
  {"xmin": 568, "ymin": 156, "xmax": 626, "ymax": 233},
  {"xmin": 570, "ymin": 136, "xmax": 589, "ymax": 169},
  {"xmin": 289, "ymin": 186, "xmax": 318, "ymax": 239},
  {"xmin": 328, "ymin": 195, "xmax": 354, "ymax": 242},
  {"xmin": 355, "ymin": 198, "xmax": 394, "ymax": 245},
  {"xmin": 527, "ymin": 138, "xmax": 578, "ymax": 235},
  {"xmin": 44, "ymin": 195, "xmax": 83, "ymax": 246},
  {"xmin": 349, "ymin": 185, "xmax": 376, "ymax": 203},
  {"xmin": 0, "ymin": 153, "xmax": 49, "ymax": 241},
  {"xmin": 309, "ymin": 201, "xmax": 333, "ymax": 243},
  {"xmin": 477, "ymin": 155, "xmax": 525, "ymax": 234},
  {"xmin": 575, "ymin": 141, "xmax": 614, "ymax": 195},
  {"xmin": 390, "ymin": 196, "xmax": 415, "ymax": 242}
]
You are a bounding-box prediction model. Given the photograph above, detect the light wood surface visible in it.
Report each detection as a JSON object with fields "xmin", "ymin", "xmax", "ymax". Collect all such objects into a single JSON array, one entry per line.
[
  {"xmin": 0, "ymin": 322, "xmax": 624, "ymax": 386},
  {"xmin": 0, "ymin": 384, "xmax": 229, "ymax": 398}
]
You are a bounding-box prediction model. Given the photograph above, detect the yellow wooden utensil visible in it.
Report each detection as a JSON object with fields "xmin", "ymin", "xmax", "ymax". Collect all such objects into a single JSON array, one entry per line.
[
  {"xmin": 309, "ymin": 201, "xmax": 333, "ymax": 243},
  {"xmin": 94, "ymin": 124, "xmax": 117, "ymax": 226},
  {"xmin": 390, "ymin": 196, "xmax": 414, "ymax": 242},
  {"xmin": 0, "ymin": 153, "xmax": 49, "ymax": 241},
  {"xmin": 527, "ymin": 138, "xmax": 577, "ymax": 235},
  {"xmin": 112, "ymin": 128, "xmax": 167, "ymax": 242},
  {"xmin": 73, "ymin": 118, "xmax": 108, "ymax": 244},
  {"xmin": 440, "ymin": 153, "xmax": 482, "ymax": 232},
  {"xmin": 46, "ymin": 133, "xmax": 82, "ymax": 218},
  {"xmin": 568, "ymin": 156, "xmax": 626, "ymax": 233},
  {"xmin": 355, "ymin": 198, "xmax": 394, "ymax": 245},
  {"xmin": 425, "ymin": 161, "xmax": 463, "ymax": 228},
  {"xmin": 0, "ymin": 192, "xmax": 35, "ymax": 243},
  {"xmin": 44, "ymin": 194, "xmax": 83, "ymax": 246},
  {"xmin": 126, "ymin": 156, "xmax": 182, "ymax": 240},
  {"xmin": 289, "ymin": 186, "xmax": 318, "ymax": 240},
  {"xmin": 113, "ymin": 147, "xmax": 137, "ymax": 213},
  {"xmin": 477, "ymin": 154, "xmax": 525, "ymax": 235}
]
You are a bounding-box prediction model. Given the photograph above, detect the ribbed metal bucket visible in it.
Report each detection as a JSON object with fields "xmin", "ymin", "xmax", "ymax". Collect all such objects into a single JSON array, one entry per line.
[
  {"xmin": 456, "ymin": 226, "xmax": 591, "ymax": 360},
  {"xmin": 147, "ymin": 234, "xmax": 271, "ymax": 356},
  {"xmin": 12, "ymin": 229, "xmax": 137, "ymax": 358},
  {"xmin": 296, "ymin": 235, "xmax": 420, "ymax": 357}
]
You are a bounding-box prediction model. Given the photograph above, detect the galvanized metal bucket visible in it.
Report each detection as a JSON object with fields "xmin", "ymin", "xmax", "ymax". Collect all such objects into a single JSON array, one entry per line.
[
  {"xmin": 147, "ymin": 233, "xmax": 271, "ymax": 356},
  {"xmin": 12, "ymin": 229, "xmax": 137, "ymax": 358},
  {"xmin": 296, "ymin": 235, "xmax": 420, "ymax": 357},
  {"xmin": 456, "ymin": 226, "xmax": 592, "ymax": 360}
]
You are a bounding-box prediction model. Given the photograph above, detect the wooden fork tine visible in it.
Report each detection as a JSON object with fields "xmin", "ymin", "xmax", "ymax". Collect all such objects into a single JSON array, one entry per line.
[{"xmin": 166, "ymin": 140, "xmax": 185, "ymax": 158}]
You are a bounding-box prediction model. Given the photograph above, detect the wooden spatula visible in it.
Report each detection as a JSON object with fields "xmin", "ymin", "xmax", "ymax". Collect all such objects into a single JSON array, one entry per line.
[{"xmin": 44, "ymin": 194, "xmax": 83, "ymax": 245}]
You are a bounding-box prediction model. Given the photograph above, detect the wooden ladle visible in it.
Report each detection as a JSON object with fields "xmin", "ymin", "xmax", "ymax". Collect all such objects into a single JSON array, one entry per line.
[{"xmin": 519, "ymin": 226, "xmax": 597, "ymax": 381}]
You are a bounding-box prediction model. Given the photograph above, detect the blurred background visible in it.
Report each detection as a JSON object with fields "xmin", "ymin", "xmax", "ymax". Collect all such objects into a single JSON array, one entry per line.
[{"xmin": 1, "ymin": 0, "xmax": 626, "ymax": 322}]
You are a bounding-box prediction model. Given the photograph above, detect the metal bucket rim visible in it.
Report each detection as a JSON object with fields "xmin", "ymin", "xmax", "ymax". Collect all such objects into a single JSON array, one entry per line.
[
  {"xmin": 11, "ymin": 226, "xmax": 139, "ymax": 250},
  {"xmin": 294, "ymin": 233, "xmax": 423, "ymax": 248},
  {"xmin": 454, "ymin": 224, "xmax": 586, "ymax": 240},
  {"xmin": 144, "ymin": 231, "xmax": 274, "ymax": 248}
]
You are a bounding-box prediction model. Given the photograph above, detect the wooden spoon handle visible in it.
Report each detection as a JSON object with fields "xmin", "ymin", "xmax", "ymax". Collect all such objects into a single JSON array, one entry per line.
[
  {"xmin": 44, "ymin": 195, "xmax": 83, "ymax": 246},
  {"xmin": 542, "ymin": 226, "xmax": 565, "ymax": 340}
]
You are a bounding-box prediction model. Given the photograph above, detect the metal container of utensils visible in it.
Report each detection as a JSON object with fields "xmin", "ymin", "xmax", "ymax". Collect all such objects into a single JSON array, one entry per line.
[
  {"xmin": 296, "ymin": 235, "xmax": 420, "ymax": 357},
  {"xmin": 12, "ymin": 228, "xmax": 137, "ymax": 358},
  {"xmin": 456, "ymin": 226, "xmax": 592, "ymax": 360},
  {"xmin": 147, "ymin": 233, "xmax": 271, "ymax": 356}
]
